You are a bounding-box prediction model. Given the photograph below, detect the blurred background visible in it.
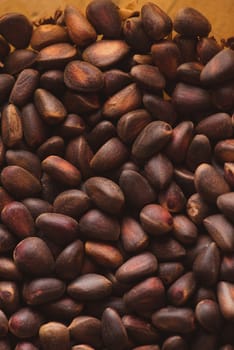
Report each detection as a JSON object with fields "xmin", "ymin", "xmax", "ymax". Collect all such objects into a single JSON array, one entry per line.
[{"xmin": 0, "ymin": 0, "xmax": 233, "ymax": 40}]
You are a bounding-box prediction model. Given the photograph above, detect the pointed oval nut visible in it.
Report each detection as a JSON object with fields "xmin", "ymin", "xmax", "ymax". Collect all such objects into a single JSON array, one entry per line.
[
  {"xmin": 217, "ymin": 192, "xmax": 234, "ymax": 222},
  {"xmin": 39, "ymin": 322, "xmax": 70, "ymax": 350},
  {"xmin": 195, "ymin": 163, "xmax": 230, "ymax": 203},
  {"xmin": 158, "ymin": 262, "xmax": 184, "ymax": 286},
  {"xmin": 36, "ymin": 43, "xmax": 77, "ymax": 70},
  {"xmin": 150, "ymin": 238, "xmax": 186, "ymax": 261},
  {"xmin": 84, "ymin": 177, "xmax": 125, "ymax": 215},
  {"xmin": 119, "ymin": 170, "xmax": 156, "ymax": 210},
  {"xmin": 69, "ymin": 316, "xmax": 102, "ymax": 348},
  {"xmin": 186, "ymin": 134, "xmax": 211, "ymax": 171},
  {"xmin": 4, "ymin": 49, "xmax": 37, "ymax": 75},
  {"xmin": 6, "ymin": 149, "xmax": 41, "ymax": 179},
  {"xmin": 23, "ymin": 278, "xmax": 65, "ymax": 305},
  {"xmin": 64, "ymin": 5, "xmax": 97, "ymax": 46},
  {"xmin": 143, "ymin": 93, "xmax": 177, "ymax": 126},
  {"xmin": 130, "ymin": 64, "xmax": 166, "ymax": 92},
  {"xmin": 196, "ymin": 37, "xmax": 221, "ymax": 65},
  {"xmin": 195, "ymin": 113, "xmax": 232, "ymax": 141},
  {"xmin": 174, "ymin": 7, "xmax": 211, "ymax": 37},
  {"xmin": 215, "ymin": 140, "xmax": 234, "ymax": 163},
  {"xmin": 30, "ymin": 24, "xmax": 69, "ymax": 51},
  {"xmin": 54, "ymin": 189, "xmax": 91, "ymax": 219},
  {"xmin": 9, "ymin": 308, "xmax": 43, "ymax": 339},
  {"xmin": 201, "ymin": 49, "xmax": 234, "ymax": 85},
  {"xmin": 103, "ymin": 83, "xmax": 142, "ymax": 119},
  {"xmin": 83, "ymin": 40, "xmax": 130, "ymax": 69},
  {"xmin": 0, "ymin": 13, "xmax": 32, "ymax": 48},
  {"xmin": 86, "ymin": 0, "xmax": 122, "ymax": 38},
  {"xmin": 159, "ymin": 180, "xmax": 186, "ymax": 214},
  {"xmin": 173, "ymin": 215, "xmax": 198, "ymax": 245},
  {"xmin": 217, "ymin": 281, "xmax": 234, "ymax": 320},
  {"xmin": 103, "ymin": 69, "xmax": 132, "ymax": 97},
  {"xmin": 140, "ymin": 204, "xmax": 173, "ymax": 236},
  {"xmin": 42, "ymin": 155, "xmax": 81, "ymax": 187},
  {"xmin": 1, "ymin": 104, "xmax": 23, "ymax": 148},
  {"xmin": 9, "ymin": 69, "xmax": 39, "ymax": 107},
  {"xmin": 36, "ymin": 213, "xmax": 78, "ymax": 246},
  {"xmin": 124, "ymin": 277, "xmax": 165, "ymax": 315},
  {"xmin": 90, "ymin": 138, "xmax": 129, "ymax": 173},
  {"xmin": 122, "ymin": 315, "xmax": 159, "ymax": 345},
  {"xmin": 55, "ymin": 240, "xmax": 84, "ymax": 280},
  {"xmin": 152, "ymin": 307, "xmax": 195, "ymax": 333},
  {"xmin": 14, "ymin": 237, "xmax": 54, "ymax": 276},
  {"xmin": 37, "ymin": 136, "xmax": 65, "ymax": 160},
  {"xmin": 141, "ymin": 2, "xmax": 172, "ymax": 40},
  {"xmin": 123, "ymin": 17, "xmax": 152, "ymax": 54},
  {"xmin": 132, "ymin": 121, "xmax": 173, "ymax": 161},
  {"xmin": 203, "ymin": 215, "xmax": 234, "ymax": 252},
  {"xmin": 79, "ymin": 209, "xmax": 120, "ymax": 241},
  {"xmin": 116, "ymin": 252, "xmax": 157, "ymax": 284},
  {"xmin": 40, "ymin": 297, "xmax": 83, "ymax": 322},
  {"xmin": 40, "ymin": 69, "xmax": 65, "ymax": 96},
  {"xmin": 117, "ymin": 109, "xmax": 152, "ymax": 144},
  {"xmin": 34, "ymin": 88, "xmax": 67, "ymax": 125},
  {"xmin": 1, "ymin": 166, "xmax": 41, "ymax": 199},
  {"xmin": 167, "ymin": 272, "xmax": 197, "ymax": 306},
  {"xmin": 85, "ymin": 241, "xmax": 123, "ymax": 269},
  {"xmin": 162, "ymin": 336, "xmax": 187, "ymax": 350},
  {"xmin": 0, "ymin": 74, "xmax": 15, "ymax": 104},
  {"xmin": 68, "ymin": 273, "xmax": 112, "ymax": 301},
  {"xmin": 120, "ymin": 216, "xmax": 149, "ymax": 253},
  {"xmin": 64, "ymin": 60, "xmax": 104, "ymax": 92},
  {"xmin": 195, "ymin": 299, "xmax": 222, "ymax": 332},
  {"xmin": 102, "ymin": 308, "xmax": 128, "ymax": 350}
]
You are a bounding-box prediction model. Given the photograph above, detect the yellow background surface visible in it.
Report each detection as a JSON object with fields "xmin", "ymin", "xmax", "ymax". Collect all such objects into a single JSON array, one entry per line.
[{"xmin": 0, "ymin": 0, "xmax": 233, "ymax": 41}]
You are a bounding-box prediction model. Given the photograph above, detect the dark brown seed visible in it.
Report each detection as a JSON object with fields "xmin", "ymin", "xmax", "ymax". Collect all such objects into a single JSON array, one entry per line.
[
  {"xmin": 4, "ymin": 49, "xmax": 37, "ymax": 75},
  {"xmin": 85, "ymin": 241, "xmax": 123, "ymax": 269},
  {"xmin": 102, "ymin": 308, "xmax": 128, "ymax": 350},
  {"xmin": 195, "ymin": 113, "xmax": 232, "ymax": 141},
  {"xmin": 124, "ymin": 277, "xmax": 165, "ymax": 316},
  {"xmin": 152, "ymin": 307, "xmax": 195, "ymax": 333},
  {"xmin": 0, "ymin": 13, "xmax": 32, "ymax": 48},
  {"xmin": 174, "ymin": 7, "xmax": 211, "ymax": 37},
  {"xmin": 103, "ymin": 83, "xmax": 141, "ymax": 119},
  {"xmin": 144, "ymin": 153, "xmax": 173, "ymax": 190},
  {"xmin": 120, "ymin": 216, "xmax": 149, "ymax": 253},
  {"xmin": 79, "ymin": 209, "xmax": 120, "ymax": 241},
  {"xmin": 141, "ymin": 2, "xmax": 172, "ymax": 40},
  {"xmin": 119, "ymin": 170, "xmax": 156, "ymax": 210},
  {"xmin": 0, "ymin": 281, "xmax": 19, "ymax": 314},
  {"xmin": 217, "ymin": 282, "xmax": 234, "ymax": 319},
  {"xmin": 215, "ymin": 140, "xmax": 234, "ymax": 163},
  {"xmin": 123, "ymin": 17, "xmax": 152, "ymax": 53},
  {"xmin": 55, "ymin": 240, "xmax": 84, "ymax": 280},
  {"xmin": 195, "ymin": 163, "xmax": 230, "ymax": 203},
  {"xmin": 42, "ymin": 155, "xmax": 81, "ymax": 187},
  {"xmin": 162, "ymin": 336, "xmax": 187, "ymax": 350},
  {"xmin": 37, "ymin": 43, "xmax": 77, "ymax": 70},
  {"xmin": 117, "ymin": 109, "xmax": 152, "ymax": 144},
  {"xmin": 83, "ymin": 40, "xmax": 130, "ymax": 69},
  {"xmin": 200, "ymin": 49, "xmax": 234, "ymax": 85},
  {"xmin": 23, "ymin": 278, "xmax": 65, "ymax": 305},
  {"xmin": 88, "ymin": 121, "xmax": 116, "ymax": 150},
  {"xmin": 217, "ymin": 192, "xmax": 234, "ymax": 222},
  {"xmin": 54, "ymin": 189, "xmax": 91, "ymax": 219},
  {"xmin": 195, "ymin": 299, "xmax": 222, "ymax": 332},
  {"xmin": 143, "ymin": 93, "xmax": 177, "ymax": 126},
  {"xmin": 6, "ymin": 150, "xmax": 41, "ymax": 179},
  {"xmin": 159, "ymin": 182, "xmax": 186, "ymax": 213},
  {"xmin": 203, "ymin": 214, "xmax": 234, "ymax": 252},
  {"xmin": 131, "ymin": 64, "xmax": 166, "ymax": 92},
  {"xmin": 103, "ymin": 69, "xmax": 132, "ymax": 97},
  {"xmin": 172, "ymin": 82, "xmax": 211, "ymax": 114},
  {"xmin": 186, "ymin": 193, "xmax": 212, "ymax": 225},
  {"xmin": 140, "ymin": 204, "xmax": 173, "ymax": 236},
  {"xmin": 68, "ymin": 316, "xmax": 102, "ymax": 348},
  {"xmin": 68, "ymin": 274, "xmax": 112, "ymax": 301},
  {"xmin": 151, "ymin": 41, "xmax": 181, "ymax": 80},
  {"xmin": 34, "ymin": 88, "xmax": 67, "ymax": 125},
  {"xmin": 132, "ymin": 121, "xmax": 172, "ymax": 161},
  {"xmin": 212, "ymin": 81, "xmax": 234, "ymax": 111},
  {"xmin": 41, "ymin": 297, "xmax": 83, "ymax": 321},
  {"xmin": 158, "ymin": 262, "xmax": 184, "ymax": 286},
  {"xmin": 84, "ymin": 177, "xmax": 125, "ymax": 215},
  {"xmin": 1, "ymin": 104, "xmax": 23, "ymax": 148},
  {"xmin": 1, "ymin": 165, "xmax": 41, "ymax": 198},
  {"xmin": 0, "ymin": 74, "xmax": 15, "ymax": 104},
  {"xmin": 0, "ymin": 310, "xmax": 8, "ymax": 337},
  {"xmin": 186, "ymin": 134, "xmax": 211, "ymax": 171},
  {"xmin": 22, "ymin": 198, "xmax": 53, "ymax": 219},
  {"xmin": 167, "ymin": 272, "xmax": 196, "ymax": 306},
  {"xmin": 14, "ymin": 237, "xmax": 55, "ymax": 276},
  {"xmin": 40, "ymin": 70, "xmax": 65, "ymax": 96},
  {"xmin": 64, "ymin": 5, "xmax": 97, "ymax": 46},
  {"xmin": 116, "ymin": 252, "xmax": 157, "ymax": 283},
  {"xmin": 9, "ymin": 308, "xmax": 42, "ymax": 338},
  {"xmin": 86, "ymin": 0, "xmax": 122, "ymax": 38},
  {"xmin": 0, "ymin": 224, "xmax": 16, "ymax": 253},
  {"xmin": 36, "ymin": 213, "xmax": 78, "ymax": 246},
  {"xmin": 173, "ymin": 215, "xmax": 198, "ymax": 245},
  {"xmin": 197, "ymin": 37, "xmax": 221, "ymax": 65},
  {"xmin": 177, "ymin": 61, "xmax": 203, "ymax": 86},
  {"xmin": 186, "ymin": 234, "xmax": 212, "ymax": 267},
  {"xmin": 39, "ymin": 322, "xmax": 70, "ymax": 350},
  {"xmin": 30, "ymin": 24, "xmax": 69, "ymax": 51},
  {"xmin": 90, "ymin": 138, "xmax": 129, "ymax": 173},
  {"xmin": 57, "ymin": 114, "xmax": 86, "ymax": 138},
  {"xmin": 123, "ymin": 314, "xmax": 159, "ymax": 345},
  {"xmin": 1, "ymin": 201, "xmax": 35, "ymax": 238},
  {"xmin": 150, "ymin": 238, "xmax": 186, "ymax": 261}
]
